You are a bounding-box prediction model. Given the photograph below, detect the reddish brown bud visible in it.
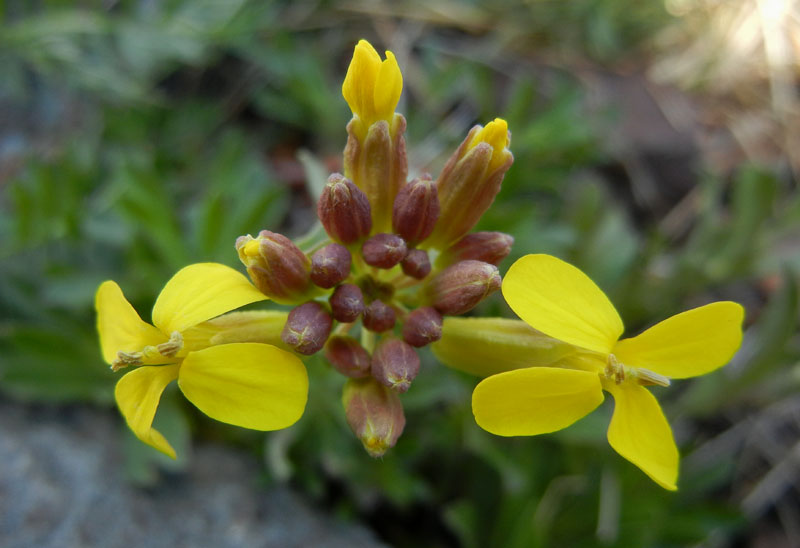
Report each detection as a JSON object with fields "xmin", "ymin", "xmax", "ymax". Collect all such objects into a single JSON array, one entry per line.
[
  {"xmin": 235, "ymin": 231, "xmax": 311, "ymax": 304},
  {"xmin": 402, "ymin": 307, "xmax": 443, "ymax": 347},
  {"xmin": 281, "ymin": 301, "xmax": 333, "ymax": 355},
  {"xmin": 324, "ymin": 336, "xmax": 371, "ymax": 378},
  {"xmin": 401, "ymin": 249, "xmax": 431, "ymax": 279},
  {"xmin": 361, "ymin": 233, "xmax": 407, "ymax": 269},
  {"xmin": 310, "ymin": 243, "xmax": 351, "ymax": 289},
  {"xmin": 362, "ymin": 300, "xmax": 396, "ymax": 332},
  {"xmin": 317, "ymin": 174, "xmax": 372, "ymax": 244},
  {"xmin": 392, "ymin": 175, "xmax": 439, "ymax": 245},
  {"xmin": 428, "ymin": 260, "xmax": 501, "ymax": 315},
  {"xmin": 342, "ymin": 378, "xmax": 406, "ymax": 457},
  {"xmin": 437, "ymin": 232, "xmax": 514, "ymax": 268},
  {"xmin": 371, "ymin": 337, "xmax": 420, "ymax": 393},
  {"xmin": 329, "ymin": 283, "xmax": 364, "ymax": 323}
]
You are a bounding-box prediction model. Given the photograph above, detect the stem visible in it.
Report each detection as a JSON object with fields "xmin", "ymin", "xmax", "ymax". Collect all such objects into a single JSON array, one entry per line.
[{"xmin": 360, "ymin": 328, "xmax": 376, "ymax": 353}]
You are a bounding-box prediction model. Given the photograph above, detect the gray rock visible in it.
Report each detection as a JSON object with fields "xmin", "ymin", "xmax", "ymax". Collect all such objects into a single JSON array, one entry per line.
[{"xmin": 0, "ymin": 400, "xmax": 385, "ymax": 548}]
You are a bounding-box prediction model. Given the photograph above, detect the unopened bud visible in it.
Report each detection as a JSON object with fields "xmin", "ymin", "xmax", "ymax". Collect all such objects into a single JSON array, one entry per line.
[
  {"xmin": 317, "ymin": 174, "xmax": 372, "ymax": 245},
  {"xmin": 371, "ymin": 337, "xmax": 420, "ymax": 393},
  {"xmin": 361, "ymin": 233, "xmax": 407, "ymax": 269},
  {"xmin": 324, "ymin": 336, "xmax": 371, "ymax": 378},
  {"xmin": 362, "ymin": 300, "xmax": 396, "ymax": 332},
  {"xmin": 402, "ymin": 307, "xmax": 443, "ymax": 347},
  {"xmin": 236, "ymin": 231, "xmax": 311, "ymax": 304},
  {"xmin": 392, "ymin": 175, "xmax": 439, "ymax": 245},
  {"xmin": 426, "ymin": 120, "xmax": 513, "ymax": 248},
  {"xmin": 437, "ymin": 232, "xmax": 514, "ymax": 268},
  {"xmin": 281, "ymin": 301, "xmax": 333, "ymax": 355},
  {"xmin": 401, "ymin": 248, "xmax": 431, "ymax": 279},
  {"xmin": 428, "ymin": 260, "xmax": 501, "ymax": 315},
  {"xmin": 329, "ymin": 283, "xmax": 365, "ymax": 323},
  {"xmin": 344, "ymin": 116, "xmax": 408, "ymax": 233},
  {"xmin": 342, "ymin": 378, "xmax": 406, "ymax": 457},
  {"xmin": 310, "ymin": 243, "xmax": 351, "ymax": 289}
]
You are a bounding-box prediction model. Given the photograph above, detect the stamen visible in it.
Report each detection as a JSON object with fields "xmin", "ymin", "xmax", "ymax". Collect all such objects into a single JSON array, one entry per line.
[
  {"xmin": 605, "ymin": 354, "xmax": 626, "ymax": 384},
  {"xmin": 605, "ymin": 354, "xmax": 671, "ymax": 387},
  {"xmin": 111, "ymin": 351, "xmax": 142, "ymax": 372},
  {"xmin": 156, "ymin": 331, "xmax": 183, "ymax": 357}
]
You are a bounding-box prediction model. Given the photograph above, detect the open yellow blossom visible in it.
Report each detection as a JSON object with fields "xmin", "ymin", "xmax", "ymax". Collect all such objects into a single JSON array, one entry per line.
[
  {"xmin": 96, "ymin": 263, "xmax": 308, "ymax": 458},
  {"xmin": 472, "ymin": 254, "xmax": 744, "ymax": 490},
  {"xmin": 342, "ymin": 39, "xmax": 403, "ymax": 128}
]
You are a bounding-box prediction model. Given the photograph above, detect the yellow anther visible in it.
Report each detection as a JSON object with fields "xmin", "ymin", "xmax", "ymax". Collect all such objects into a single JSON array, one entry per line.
[
  {"xmin": 111, "ymin": 351, "xmax": 143, "ymax": 372},
  {"xmin": 156, "ymin": 331, "xmax": 184, "ymax": 358},
  {"xmin": 606, "ymin": 354, "xmax": 671, "ymax": 387}
]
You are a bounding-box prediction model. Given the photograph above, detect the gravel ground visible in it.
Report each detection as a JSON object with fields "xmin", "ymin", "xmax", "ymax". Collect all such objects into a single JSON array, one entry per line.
[{"xmin": 0, "ymin": 399, "xmax": 385, "ymax": 548}]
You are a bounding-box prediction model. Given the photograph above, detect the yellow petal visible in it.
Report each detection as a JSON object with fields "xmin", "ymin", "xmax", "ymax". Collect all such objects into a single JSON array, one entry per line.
[
  {"xmin": 432, "ymin": 317, "xmax": 577, "ymax": 377},
  {"xmin": 613, "ymin": 301, "xmax": 744, "ymax": 379},
  {"xmin": 373, "ymin": 50, "xmax": 403, "ymax": 122},
  {"xmin": 472, "ymin": 368, "xmax": 604, "ymax": 436},
  {"xmin": 96, "ymin": 281, "xmax": 166, "ymax": 364},
  {"xmin": 605, "ymin": 382, "xmax": 678, "ymax": 491},
  {"xmin": 468, "ymin": 118, "xmax": 509, "ymax": 172},
  {"xmin": 342, "ymin": 39, "xmax": 381, "ymax": 121},
  {"xmin": 152, "ymin": 263, "xmax": 268, "ymax": 334},
  {"xmin": 178, "ymin": 343, "xmax": 308, "ymax": 431},
  {"xmin": 502, "ymin": 254, "xmax": 624, "ymax": 355},
  {"xmin": 115, "ymin": 364, "xmax": 180, "ymax": 458}
]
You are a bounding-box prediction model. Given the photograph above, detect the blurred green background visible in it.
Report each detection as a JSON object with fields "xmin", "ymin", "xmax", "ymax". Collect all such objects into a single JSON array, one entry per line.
[{"xmin": 2, "ymin": 0, "xmax": 799, "ymax": 546}]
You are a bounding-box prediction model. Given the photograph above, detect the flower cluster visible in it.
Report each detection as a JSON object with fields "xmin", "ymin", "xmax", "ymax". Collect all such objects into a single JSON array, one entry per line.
[
  {"xmin": 233, "ymin": 40, "xmax": 514, "ymax": 456},
  {"xmin": 96, "ymin": 39, "xmax": 514, "ymax": 459},
  {"xmin": 95, "ymin": 39, "xmax": 744, "ymax": 490}
]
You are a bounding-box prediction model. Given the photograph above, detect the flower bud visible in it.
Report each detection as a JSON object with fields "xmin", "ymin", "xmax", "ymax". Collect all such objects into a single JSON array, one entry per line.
[
  {"xmin": 437, "ymin": 232, "xmax": 514, "ymax": 268},
  {"xmin": 402, "ymin": 307, "xmax": 443, "ymax": 347},
  {"xmin": 371, "ymin": 337, "xmax": 420, "ymax": 393},
  {"xmin": 361, "ymin": 233, "xmax": 407, "ymax": 269},
  {"xmin": 342, "ymin": 378, "xmax": 406, "ymax": 457},
  {"xmin": 235, "ymin": 231, "xmax": 311, "ymax": 304},
  {"xmin": 392, "ymin": 175, "xmax": 439, "ymax": 245},
  {"xmin": 362, "ymin": 300, "xmax": 396, "ymax": 332},
  {"xmin": 344, "ymin": 116, "xmax": 408, "ymax": 234},
  {"xmin": 426, "ymin": 119, "xmax": 513, "ymax": 248},
  {"xmin": 329, "ymin": 283, "xmax": 365, "ymax": 323},
  {"xmin": 400, "ymin": 248, "xmax": 431, "ymax": 279},
  {"xmin": 324, "ymin": 336, "xmax": 371, "ymax": 378},
  {"xmin": 310, "ymin": 243, "xmax": 352, "ymax": 289},
  {"xmin": 428, "ymin": 260, "xmax": 501, "ymax": 315},
  {"xmin": 317, "ymin": 174, "xmax": 372, "ymax": 245},
  {"xmin": 281, "ymin": 301, "xmax": 333, "ymax": 355}
]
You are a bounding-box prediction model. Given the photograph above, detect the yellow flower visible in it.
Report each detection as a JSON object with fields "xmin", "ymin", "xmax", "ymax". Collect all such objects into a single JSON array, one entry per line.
[
  {"xmin": 342, "ymin": 39, "xmax": 403, "ymax": 128},
  {"xmin": 471, "ymin": 254, "xmax": 744, "ymax": 490},
  {"xmin": 96, "ymin": 263, "xmax": 308, "ymax": 458}
]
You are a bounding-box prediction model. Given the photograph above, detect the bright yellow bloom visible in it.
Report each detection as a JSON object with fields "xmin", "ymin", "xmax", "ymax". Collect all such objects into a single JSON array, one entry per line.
[
  {"xmin": 472, "ymin": 254, "xmax": 744, "ymax": 490},
  {"xmin": 342, "ymin": 39, "xmax": 403, "ymax": 128},
  {"xmin": 96, "ymin": 263, "xmax": 308, "ymax": 458}
]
